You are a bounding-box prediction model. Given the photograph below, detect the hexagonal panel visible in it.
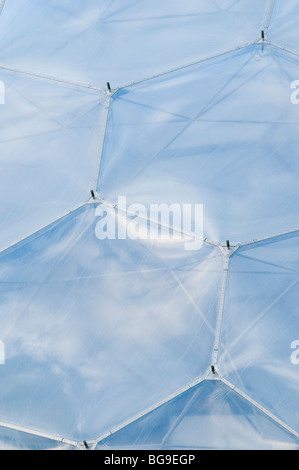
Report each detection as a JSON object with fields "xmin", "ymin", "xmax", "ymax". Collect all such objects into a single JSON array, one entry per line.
[
  {"xmin": 218, "ymin": 230, "xmax": 299, "ymax": 434},
  {"xmin": 0, "ymin": 68, "xmax": 106, "ymax": 251},
  {"xmin": 0, "ymin": 0, "xmax": 269, "ymax": 87},
  {"xmin": 98, "ymin": 43, "xmax": 299, "ymax": 244},
  {"xmin": 0, "ymin": 425, "xmax": 76, "ymax": 450},
  {"xmin": 0, "ymin": 203, "xmax": 223, "ymax": 441},
  {"xmin": 96, "ymin": 380, "xmax": 299, "ymax": 450},
  {"xmin": 268, "ymin": 0, "xmax": 299, "ymax": 53}
]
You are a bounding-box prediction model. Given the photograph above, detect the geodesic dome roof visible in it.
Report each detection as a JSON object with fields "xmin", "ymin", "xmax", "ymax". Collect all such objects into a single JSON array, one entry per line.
[{"xmin": 0, "ymin": 0, "xmax": 298, "ymax": 450}]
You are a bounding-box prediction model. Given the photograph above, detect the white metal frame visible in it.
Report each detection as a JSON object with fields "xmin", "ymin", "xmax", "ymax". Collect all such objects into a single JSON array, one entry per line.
[{"xmin": 0, "ymin": 0, "xmax": 298, "ymax": 449}]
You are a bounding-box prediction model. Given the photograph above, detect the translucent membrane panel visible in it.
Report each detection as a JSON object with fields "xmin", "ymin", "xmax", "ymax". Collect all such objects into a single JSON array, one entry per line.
[
  {"xmin": 0, "ymin": 425, "xmax": 76, "ymax": 450},
  {"xmin": 0, "ymin": 69, "xmax": 105, "ymax": 251},
  {"xmin": 96, "ymin": 380, "xmax": 299, "ymax": 450},
  {"xmin": 98, "ymin": 44, "xmax": 299, "ymax": 244},
  {"xmin": 268, "ymin": 0, "xmax": 299, "ymax": 53},
  {"xmin": 0, "ymin": 0, "xmax": 269, "ymax": 87},
  {"xmin": 0, "ymin": 203, "xmax": 223, "ymax": 442},
  {"xmin": 218, "ymin": 231, "xmax": 299, "ymax": 435}
]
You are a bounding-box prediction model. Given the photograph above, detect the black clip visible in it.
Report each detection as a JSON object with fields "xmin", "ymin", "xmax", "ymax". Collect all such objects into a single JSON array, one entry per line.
[{"xmin": 83, "ymin": 440, "xmax": 89, "ymax": 449}]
